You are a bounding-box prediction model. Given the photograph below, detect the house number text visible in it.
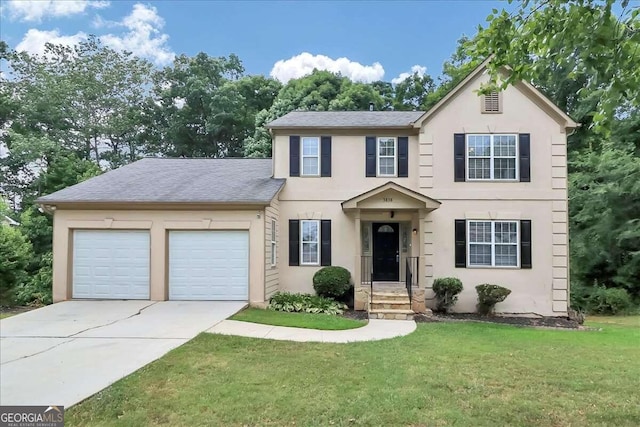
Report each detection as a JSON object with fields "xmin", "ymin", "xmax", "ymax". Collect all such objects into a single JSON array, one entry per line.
[{"xmin": 382, "ymin": 197, "xmax": 393, "ymax": 202}]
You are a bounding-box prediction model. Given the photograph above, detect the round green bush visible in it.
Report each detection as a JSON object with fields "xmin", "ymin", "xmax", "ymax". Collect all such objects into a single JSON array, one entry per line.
[
  {"xmin": 475, "ymin": 284, "xmax": 511, "ymax": 315},
  {"xmin": 432, "ymin": 277, "xmax": 463, "ymax": 313},
  {"xmin": 313, "ymin": 266, "xmax": 351, "ymax": 298}
]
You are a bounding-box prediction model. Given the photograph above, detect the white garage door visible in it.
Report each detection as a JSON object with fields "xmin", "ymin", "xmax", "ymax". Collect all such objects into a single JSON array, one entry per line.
[
  {"xmin": 73, "ymin": 230, "xmax": 150, "ymax": 299},
  {"xmin": 169, "ymin": 231, "xmax": 249, "ymax": 301}
]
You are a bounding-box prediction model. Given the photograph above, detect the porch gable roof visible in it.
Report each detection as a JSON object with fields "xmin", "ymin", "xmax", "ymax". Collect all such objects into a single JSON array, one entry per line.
[{"xmin": 341, "ymin": 182, "xmax": 441, "ymax": 211}]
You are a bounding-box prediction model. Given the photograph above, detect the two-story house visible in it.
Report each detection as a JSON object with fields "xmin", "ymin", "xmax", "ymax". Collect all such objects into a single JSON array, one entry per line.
[{"xmin": 39, "ymin": 59, "xmax": 577, "ymax": 317}]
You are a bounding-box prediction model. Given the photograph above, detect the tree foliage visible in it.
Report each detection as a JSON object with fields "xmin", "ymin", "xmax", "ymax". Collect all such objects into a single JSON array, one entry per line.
[{"xmin": 473, "ymin": 0, "xmax": 640, "ymax": 134}]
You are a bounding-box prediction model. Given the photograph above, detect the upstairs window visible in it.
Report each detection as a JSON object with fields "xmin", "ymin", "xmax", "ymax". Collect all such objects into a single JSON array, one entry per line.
[
  {"xmin": 482, "ymin": 91, "xmax": 501, "ymax": 113},
  {"xmin": 467, "ymin": 134, "xmax": 518, "ymax": 181},
  {"xmin": 301, "ymin": 137, "xmax": 320, "ymax": 176},
  {"xmin": 377, "ymin": 137, "xmax": 396, "ymax": 176}
]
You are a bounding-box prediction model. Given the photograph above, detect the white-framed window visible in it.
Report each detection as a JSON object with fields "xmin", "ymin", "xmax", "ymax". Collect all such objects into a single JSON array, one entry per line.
[
  {"xmin": 301, "ymin": 220, "xmax": 319, "ymax": 265},
  {"xmin": 377, "ymin": 137, "xmax": 396, "ymax": 176},
  {"xmin": 468, "ymin": 220, "xmax": 519, "ymax": 267},
  {"xmin": 270, "ymin": 219, "xmax": 277, "ymax": 267},
  {"xmin": 301, "ymin": 137, "xmax": 320, "ymax": 176},
  {"xmin": 467, "ymin": 134, "xmax": 518, "ymax": 180}
]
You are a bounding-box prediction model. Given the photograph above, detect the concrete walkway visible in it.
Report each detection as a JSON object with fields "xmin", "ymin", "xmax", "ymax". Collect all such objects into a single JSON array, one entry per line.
[{"xmin": 207, "ymin": 318, "xmax": 416, "ymax": 343}]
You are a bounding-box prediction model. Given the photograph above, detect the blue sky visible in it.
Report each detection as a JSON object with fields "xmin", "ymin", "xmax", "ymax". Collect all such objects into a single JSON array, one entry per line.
[{"xmin": 0, "ymin": 0, "xmax": 514, "ymax": 83}]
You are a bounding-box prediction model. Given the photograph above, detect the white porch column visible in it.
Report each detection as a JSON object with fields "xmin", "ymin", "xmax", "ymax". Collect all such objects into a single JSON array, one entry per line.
[
  {"xmin": 418, "ymin": 209, "xmax": 427, "ymax": 289},
  {"xmin": 354, "ymin": 209, "xmax": 361, "ymax": 286}
]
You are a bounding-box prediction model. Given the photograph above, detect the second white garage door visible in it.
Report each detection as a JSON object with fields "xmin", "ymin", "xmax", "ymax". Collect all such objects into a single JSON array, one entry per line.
[{"xmin": 169, "ymin": 230, "xmax": 249, "ymax": 301}]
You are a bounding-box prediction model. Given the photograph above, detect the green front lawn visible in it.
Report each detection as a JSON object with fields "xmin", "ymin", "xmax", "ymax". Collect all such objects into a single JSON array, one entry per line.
[
  {"xmin": 68, "ymin": 320, "xmax": 639, "ymax": 426},
  {"xmin": 586, "ymin": 315, "xmax": 640, "ymax": 327},
  {"xmin": 230, "ymin": 307, "xmax": 366, "ymax": 330},
  {"xmin": 0, "ymin": 312, "xmax": 14, "ymax": 320}
]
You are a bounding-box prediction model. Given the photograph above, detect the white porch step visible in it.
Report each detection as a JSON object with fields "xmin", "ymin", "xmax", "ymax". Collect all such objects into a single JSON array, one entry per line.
[{"xmin": 369, "ymin": 309, "xmax": 414, "ymax": 321}]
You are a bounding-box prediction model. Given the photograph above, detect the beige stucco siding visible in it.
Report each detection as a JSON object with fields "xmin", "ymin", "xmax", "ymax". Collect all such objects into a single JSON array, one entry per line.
[
  {"xmin": 417, "ymin": 70, "xmax": 569, "ymax": 315},
  {"xmin": 265, "ymin": 198, "xmax": 280, "ymax": 300},
  {"xmin": 278, "ymin": 201, "xmax": 422, "ymax": 294},
  {"xmin": 427, "ymin": 200, "xmax": 561, "ymax": 316},
  {"xmin": 52, "ymin": 208, "xmax": 265, "ymax": 304},
  {"xmin": 273, "ymin": 131, "xmax": 421, "ymax": 201}
]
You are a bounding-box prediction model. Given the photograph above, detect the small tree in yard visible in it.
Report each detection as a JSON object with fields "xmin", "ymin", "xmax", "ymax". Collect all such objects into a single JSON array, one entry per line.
[
  {"xmin": 0, "ymin": 225, "xmax": 32, "ymax": 305},
  {"xmin": 476, "ymin": 284, "xmax": 511, "ymax": 315},
  {"xmin": 313, "ymin": 266, "xmax": 351, "ymax": 299},
  {"xmin": 432, "ymin": 277, "xmax": 463, "ymax": 313}
]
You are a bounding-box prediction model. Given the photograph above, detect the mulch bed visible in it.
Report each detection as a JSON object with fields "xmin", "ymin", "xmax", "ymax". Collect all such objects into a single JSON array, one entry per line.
[{"xmin": 417, "ymin": 312, "xmax": 582, "ymax": 329}]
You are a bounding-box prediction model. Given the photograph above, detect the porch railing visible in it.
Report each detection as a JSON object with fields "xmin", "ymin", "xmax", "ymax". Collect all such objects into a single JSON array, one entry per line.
[{"xmin": 405, "ymin": 257, "xmax": 419, "ymax": 306}]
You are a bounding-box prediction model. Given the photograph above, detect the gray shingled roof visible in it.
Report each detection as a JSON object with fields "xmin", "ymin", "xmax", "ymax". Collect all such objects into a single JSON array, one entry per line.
[
  {"xmin": 267, "ymin": 111, "xmax": 425, "ymax": 128},
  {"xmin": 37, "ymin": 158, "xmax": 284, "ymax": 205}
]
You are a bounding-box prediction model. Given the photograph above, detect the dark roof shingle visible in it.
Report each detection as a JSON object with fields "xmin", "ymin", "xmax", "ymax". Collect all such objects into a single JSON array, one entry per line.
[
  {"xmin": 267, "ymin": 111, "xmax": 425, "ymax": 129},
  {"xmin": 37, "ymin": 158, "xmax": 284, "ymax": 205}
]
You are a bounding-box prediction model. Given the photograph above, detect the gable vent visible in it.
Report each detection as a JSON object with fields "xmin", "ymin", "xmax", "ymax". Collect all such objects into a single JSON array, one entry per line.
[{"xmin": 483, "ymin": 91, "xmax": 501, "ymax": 113}]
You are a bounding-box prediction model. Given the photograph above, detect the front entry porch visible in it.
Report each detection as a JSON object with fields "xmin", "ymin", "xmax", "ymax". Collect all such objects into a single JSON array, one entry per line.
[{"xmin": 341, "ymin": 182, "xmax": 441, "ymax": 317}]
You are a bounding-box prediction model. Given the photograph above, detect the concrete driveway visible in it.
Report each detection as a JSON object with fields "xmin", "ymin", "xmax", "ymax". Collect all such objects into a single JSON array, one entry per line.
[{"xmin": 0, "ymin": 300, "xmax": 245, "ymax": 407}]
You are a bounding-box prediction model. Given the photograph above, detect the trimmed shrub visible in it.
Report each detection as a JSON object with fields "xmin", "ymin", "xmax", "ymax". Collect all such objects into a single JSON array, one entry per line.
[
  {"xmin": 476, "ymin": 284, "xmax": 511, "ymax": 315},
  {"xmin": 432, "ymin": 277, "xmax": 463, "ymax": 313},
  {"xmin": 269, "ymin": 292, "xmax": 347, "ymax": 315},
  {"xmin": 587, "ymin": 286, "xmax": 632, "ymax": 315},
  {"xmin": 313, "ymin": 266, "xmax": 351, "ymax": 298}
]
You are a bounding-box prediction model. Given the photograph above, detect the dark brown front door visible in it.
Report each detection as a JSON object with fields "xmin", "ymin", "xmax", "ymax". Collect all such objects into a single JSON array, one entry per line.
[{"xmin": 372, "ymin": 223, "xmax": 399, "ymax": 281}]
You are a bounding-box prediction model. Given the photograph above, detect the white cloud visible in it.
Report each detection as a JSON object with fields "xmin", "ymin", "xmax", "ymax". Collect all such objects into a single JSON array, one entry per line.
[
  {"xmin": 6, "ymin": 0, "xmax": 109, "ymax": 22},
  {"xmin": 100, "ymin": 3, "xmax": 174, "ymax": 66},
  {"xmin": 15, "ymin": 3, "xmax": 174, "ymax": 66},
  {"xmin": 270, "ymin": 52, "xmax": 385, "ymax": 83},
  {"xmin": 16, "ymin": 28, "xmax": 88, "ymax": 55},
  {"xmin": 391, "ymin": 65, "xmax": 427, "ymax": 85}
]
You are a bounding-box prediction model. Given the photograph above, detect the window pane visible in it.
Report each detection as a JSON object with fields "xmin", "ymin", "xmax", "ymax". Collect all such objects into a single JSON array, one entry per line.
[
  {"xmin": 302, "ymin": 157, "xmax": 318, "ymax": 175},
  {"xmin": 302, "ymin": 138, "xmax": 319, "ymax": 155},
  {"xmin": 470, "ymin": 244, "xmax": 492, "ymax": 265},
  {"xmin": 379, "ymin": 157, "xmax": 395, "ymax": 175},
  {"xmin": 468, "ymin": 158, "xmax": 491, "ymax": 179},
  {"xmin": 301, "ymin": 221, "xmax": 318, "ymax": 243},
  {"xmin": 495, "ymin": 244, "xmax": 517, "ymax": 266},
  {"xmin": 495, "ymin": 222, "xmax": 517, "ymax": 243},
  {"xmin": 302, "ymin": 243, "xmax": 318, "ymax": 264},
  {"xmin": 494, "ymin": 158, "xmax": 516, "ymax": 179},
  {"xmin": 469, "ymin": 221, "xmax": 492, "ymax": 243},
  {"xmin": 494, "ymin": 135, "xmax": 516, "ymax": 156},
  {"xmin": 378, "ymin": 138, "xmax": 395, "ymax": 156},
  {"xmin": 468, "ymin": 136, "xmax": 491, "ymax": 157}
]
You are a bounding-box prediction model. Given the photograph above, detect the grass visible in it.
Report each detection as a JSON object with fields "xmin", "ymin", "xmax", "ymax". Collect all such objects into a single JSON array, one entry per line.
[
  {"xmin": 230, "ymin": 307, "xmax": 366, "ymax": 330},
  {"xmin": 67, "ymin": 319, "xmax": 640, "ymax": 426},
  {"xmin": 0, "ymin": 312, "xmax": 14, "ymax": 319},
  {"xmin": 586, "ymin": 315, "xmax": 640, "ymax": 327}
]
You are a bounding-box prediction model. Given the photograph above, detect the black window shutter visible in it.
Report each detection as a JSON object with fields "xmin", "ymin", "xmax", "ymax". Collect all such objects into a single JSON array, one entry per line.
[
  {"xmin": 289, "ymin": 219, "xmax": 300, "ymax": 266},
  {"xmin": 455, "ymin": 219, "xmax": 466, "ymax": 268},
  {"xmin": 365, "ymin": 136, "xmax": 377, "ymax": 177},
  {"xmin": 519, "ymin": 133, "xmax": 531, "ymax": 182},
  {"xmin": 520, "ymin": 220, "xmax": 532, "ymax": 268},
  {"xmin": 289, "ymin": 136, "xmax": 300, "ymax": 177},
  {"xmin": 398, "ymin": 136, "xmax": 409, "ymax": 177},
  {"xmin": 454, "ymin": 133, "xmax": 466, "ymax": 182},
  {"xmin": 320, "ymin": 220, "xmax": 332, "ymax": 266},
  {"xmin": 321, "ymin": 136, "xmax": 331, "ymax": 177}
]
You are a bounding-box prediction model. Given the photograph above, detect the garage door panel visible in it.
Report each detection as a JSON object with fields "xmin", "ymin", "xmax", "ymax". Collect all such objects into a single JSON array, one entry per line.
[
  {"xmin": 169, "ymin": 231, "xmax": 248, "ymax": 301},
  {"xmin": 73, "ymin": 230, "xmax": 150, "ymax": 299}
]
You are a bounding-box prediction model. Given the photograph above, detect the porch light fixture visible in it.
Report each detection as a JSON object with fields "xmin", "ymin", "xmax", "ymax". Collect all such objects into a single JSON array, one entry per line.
[
  {"xmin": 412, "ymin": 228, "xmax": 417, "ymax": 235},
  {"xmin": 390, "ymin": 210, "xmax": 395, "ymax": 218}
]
